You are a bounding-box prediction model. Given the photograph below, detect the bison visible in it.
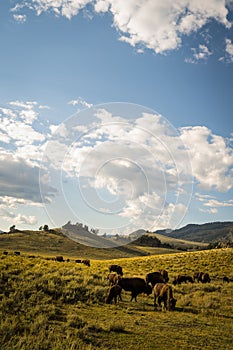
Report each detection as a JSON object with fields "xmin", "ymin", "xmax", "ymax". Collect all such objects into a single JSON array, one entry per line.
[
  {"xmin": 107, "ymin": 273, "xmax": 120, "ymax": 286},
  {"xmin": 159, "ymin": 269, "xmax": 169, "ymax": 282},
  {"xmin": 193, "ymin": 272, "xmax": 210, "ymax": 283},
  {"xmin": 82, "ymin": 259, "xmax": 90, "ymax": 267},
  {"xmin": 202, "ymin": 273, "xmax": 211, "ymax": 283},
  {"xmin": 146, "ymin": 272, "xmax": 165, "ymax": 287},
  {"xmin": 109, "ymin": 264, "xmax": 123, "ymax": 276},
  {"xmin": 172, "ymin": 275, "xmax": 194, "ymax": 285},
  {"xmin": 117, "ymin": 277, "xmax": 152, "ymax": 302},
  {"xmin": 55, "ymin": 256, "xmax": 64, "ymax": 262},
  {"xmin": 106, "ymin": 285, "xmax": 122, "ymax": 304},
  {"xmin": 223, "ymin": 276, "xmax": 230, "ymax": 283},
  {"xmin": 154, "ymin": 283, "xmax": 176, "ymax": 311},
  {"xmin": 193, "ymin": 271, "xmax": 204, "ymax": 283}
]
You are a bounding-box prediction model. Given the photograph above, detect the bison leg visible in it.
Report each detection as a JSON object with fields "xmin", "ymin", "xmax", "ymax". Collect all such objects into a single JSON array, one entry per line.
[
  {"xmin": 131, "ymin": 292, "xmax": 137, "ymax": 302},
  {"xmin": 154, "ymin": 296, "xmax": 158, "ymax": 310}
]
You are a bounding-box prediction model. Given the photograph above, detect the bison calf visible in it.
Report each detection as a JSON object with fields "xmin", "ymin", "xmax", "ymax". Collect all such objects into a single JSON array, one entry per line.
[
  {"xmin": 154, "ymin": 283, "xmax": 176, "ymax": 311},
  {"xmin": 106, "ymin": 285, "xmax": 122, "ymax": 304}
]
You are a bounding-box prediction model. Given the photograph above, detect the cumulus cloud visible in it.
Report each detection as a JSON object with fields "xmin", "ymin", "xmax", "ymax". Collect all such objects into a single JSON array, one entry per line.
[
  {"xmin": 11, "ymin": 0, "xmax": 232, "ymax": 56},
  {"xmin": 1, "ymin": 100, "xmax": 232, "ymax": 233},
  {"xmin": 42, "ymin": 107, "xmax": 193, "ymax": 231},
  {"xmin": 0, "ymin": 101, "xmax": 57, "ymax": 231},
  {"xmin": 0, "ymin": 208, "xmax": 38, "ymax": 226},
  {"xmin": 0, "ymin": 154, "xmax": 56, "ymax": 203},
  {"xmin": 180, "ymin": 126, "xmax": 233, "ymax": 192}
]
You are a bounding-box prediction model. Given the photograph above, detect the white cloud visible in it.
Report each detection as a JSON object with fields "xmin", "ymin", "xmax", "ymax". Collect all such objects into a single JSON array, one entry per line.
[
  {"xmin": 199, "ymin": 207, "xmax": 218, "ymax": 214},
  {"xmin": 97, "ymin": 0, "xmax": 231, "ymax": 53},
  {"xmin": 13, "ymin": 14, "xmax": 27, "ymax": 23},
  {"xmin": 94, "ymin": 0, "xmax": 110, "ymax": 13},
  {"xmin": 43, "ymin": 108, "xmax": 193, "ymax": 231},
  {"xmin": 68, "ymin": 97, "xmax": 93, "ymax": 109},
  {"xmin": 204, "ymin": 199, "xmax": 233, "ymax": 207},
  {"xmin": 0, "ymin": 154, "xmax": 56, "ymax": 203},
  {"xmin": 225, "ymin": 38, "xmax": 233, "ymax": 62},
  {"xmin": 0, "ymin": 114, "xmax": 45, "ymax": 146},
  {"xmin": 50, "ymin": 123, "xmax": 69, "ymax": 138},
  {"xmin": 11, "ymin": 0, "xmax": 232, "ymax": 55},
  {"xmin": 0, "ymin": 209, "xmax": 38, "ymax": 226},
  {"xmin": 191, "ymin": 44, "xmax": 212, "ymax": 61},
  {"xmin": 13, "ymin": 0, "xmax": 92, "ymax": 19},
  {"xmin": 9, "ymin": 100, "xmax": 39, "ymax": 124},
  {"xmin": 180, "ymin": 126, "xmax": 233, "ymax": 191}
]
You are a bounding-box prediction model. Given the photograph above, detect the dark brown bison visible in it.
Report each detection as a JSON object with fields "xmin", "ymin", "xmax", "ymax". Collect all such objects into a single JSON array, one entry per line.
[
  {"xmin": 75, "ymin": 259, "xmax": 82, "ymax": 263},
  {"xmin": 223, "ymin": 276, "xmax": 230, "ymax": 283},
  {"xmin": 154, "ymin": 283, "xmax": 177, "ymax": 311},
  {"xmin": 202, "ymin": 273, "xmax": 211, "ymax": 283},
  {"xmin": 193, "ymin": 271, "xmax": 204, "ymax": 282},
  {"xmin": 146, "ymin": 272, "xmax": 165, "ymax": 287},
  {"xmin": 159, "ymin": 270, "xmax": 169, "ymax": 282},
  {"xmin": 109, "ymin": 264, "xmax": 123, "ymax": 276},
  {"xmin": 82, "ymin": 259, "xmax": 90, "ymax": 267},
  {"xmin": 194, "ymin": 271, "xmax": 210, "ymax": 283},
  {"xmin": 106, "ymin": 285, "xmax": 122, "ymax": 304},
  {"xmin": 118, "ymin": 277, "xmax": 152, "ymax": 302},
  {"xmin": 107, "ymin": 273, "xmax": 120, "ymax": 286},
  {"xmin": 14, "ymin": 251, "xmax": 20, "ymax": 256},
  {"xmin": 172, "ymin": 275, "xmax": 194, "ymax": 285},
  {"xmin": 55, "ymin": 256, "xmax": 64, "ymax": 262}
]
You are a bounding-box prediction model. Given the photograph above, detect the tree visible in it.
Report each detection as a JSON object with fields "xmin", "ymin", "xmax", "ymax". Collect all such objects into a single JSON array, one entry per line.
[
  {"xmin": 43, "ymin": 224, "xmax": 49, "ymax": 231},
  {"xmin": 39, "ymin": 226, "xmax": 43, "ymax": 231},
  {"xmin": 91, "ymin": 228, "xmax": 99, "ymax": 235},
  {"xmin": 9, "ymin": 225, "xmax": 16, "ymax": 233}
]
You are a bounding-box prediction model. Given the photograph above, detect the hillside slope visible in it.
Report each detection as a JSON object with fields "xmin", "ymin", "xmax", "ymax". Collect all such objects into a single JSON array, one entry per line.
[
  {"xmin": 155, "ymin": 221, "xmax": 233, "ymax": 242},
  {"xmin": 0, "ymin": 229, "xmax": 179, "ymax": 259}
]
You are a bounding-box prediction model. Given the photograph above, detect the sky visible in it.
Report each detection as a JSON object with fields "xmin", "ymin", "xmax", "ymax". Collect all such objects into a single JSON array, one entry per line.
[{"xmin": 0, "ymin": 0, "xmax": 233, "ymax": 236}]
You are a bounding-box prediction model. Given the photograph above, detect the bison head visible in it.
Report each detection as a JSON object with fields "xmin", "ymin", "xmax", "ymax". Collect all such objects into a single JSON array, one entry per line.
[{"xmin": 167, "ymin": 297, "xmax": 176, "ymax": 311}]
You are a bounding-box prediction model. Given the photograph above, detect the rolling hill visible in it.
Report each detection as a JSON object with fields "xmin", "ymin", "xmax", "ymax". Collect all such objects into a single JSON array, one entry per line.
[
  {"xmin": 0, "ymin": 228, "xmax": 181, "ymax": 259},
  {"xmin": 155, "ymin": 221, "xmax": 233, "ymax": 242}
]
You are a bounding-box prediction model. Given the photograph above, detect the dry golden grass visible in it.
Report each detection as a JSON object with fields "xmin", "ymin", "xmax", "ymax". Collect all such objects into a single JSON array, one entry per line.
[{"xmin": 0, "ymin": 248, "xmax": 232, "ymax": 349}]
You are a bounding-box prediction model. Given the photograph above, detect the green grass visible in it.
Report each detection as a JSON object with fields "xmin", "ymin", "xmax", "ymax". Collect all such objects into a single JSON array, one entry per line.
[
  {"xmin": 0, "ymin": 230, "xmax": 183, "ymax": 259},
  {"xmin": 0, "ymin": 248, "xmax": 233, "ymax": 349}
]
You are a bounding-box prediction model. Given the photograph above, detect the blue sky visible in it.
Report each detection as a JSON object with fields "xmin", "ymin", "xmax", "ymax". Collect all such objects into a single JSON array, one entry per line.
[{"xmin": 0, "ymin": 1, "xmax": 232, "ymax": 235}]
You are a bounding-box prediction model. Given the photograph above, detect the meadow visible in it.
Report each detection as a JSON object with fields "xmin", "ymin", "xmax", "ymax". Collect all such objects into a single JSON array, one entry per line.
[{"xmin": 0, "ymin": 248, "xmax": 233, "ymax": 349}]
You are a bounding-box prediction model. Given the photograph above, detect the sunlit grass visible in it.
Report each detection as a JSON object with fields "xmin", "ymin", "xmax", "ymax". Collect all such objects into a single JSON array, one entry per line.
[{"xmin": 0, "ymin": 248, "xmax": 232, "ymax": 349}]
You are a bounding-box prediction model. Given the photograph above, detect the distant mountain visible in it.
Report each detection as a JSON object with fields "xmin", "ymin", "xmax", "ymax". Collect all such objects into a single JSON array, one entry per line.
[{"xmin": 155, "ymin": 221, "xmax": 233, "ymax": 243}]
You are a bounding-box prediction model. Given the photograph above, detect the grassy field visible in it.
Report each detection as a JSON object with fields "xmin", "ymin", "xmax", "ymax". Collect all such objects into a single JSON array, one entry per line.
[
  {"xmin": 0, "ymin": 248, "xmax": 233, "ymax": 349},
  {"xmin": 0, "ymin": 230, "xmax": 183, "ymax": 259}
]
